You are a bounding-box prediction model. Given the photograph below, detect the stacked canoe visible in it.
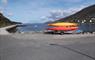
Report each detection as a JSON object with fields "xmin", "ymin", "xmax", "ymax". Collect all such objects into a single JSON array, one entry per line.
[{"xmin": 47, "ymin": 22, "xmax": 78, "ymax": 31}]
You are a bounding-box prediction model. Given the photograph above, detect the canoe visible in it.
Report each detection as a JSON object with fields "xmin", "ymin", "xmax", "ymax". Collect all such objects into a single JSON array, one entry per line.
[
  {"xmin": 47, "ymin": 26, "xmax": 78, "ymax": 31},
  {"xmin": 48, "ymin": 22, "xmax": 78, "ymax": 27}
]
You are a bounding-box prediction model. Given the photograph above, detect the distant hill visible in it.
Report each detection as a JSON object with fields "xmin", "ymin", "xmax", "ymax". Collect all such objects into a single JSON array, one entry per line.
[
  {"xmin": 0, "ymin": 13, "xmax": 21, "ymax": 27},
  {"xmin": 55, "ymin": 4, "xmax": 95, "ymax": 23}
]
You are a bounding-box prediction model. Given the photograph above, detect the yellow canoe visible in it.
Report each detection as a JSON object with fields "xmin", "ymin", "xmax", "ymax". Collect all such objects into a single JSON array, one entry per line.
[{"xmin": 48, "ymin": 22, "xmax": 78, "ymax": 27}]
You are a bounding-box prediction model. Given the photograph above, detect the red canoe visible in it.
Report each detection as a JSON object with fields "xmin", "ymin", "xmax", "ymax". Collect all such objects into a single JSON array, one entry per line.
[{"xmin": 47, "ymin": 27, "xmax": 78, "ymax": 31}]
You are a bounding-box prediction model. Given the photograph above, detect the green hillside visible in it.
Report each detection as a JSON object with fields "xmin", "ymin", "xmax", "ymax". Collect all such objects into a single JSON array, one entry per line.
[{"xmin": 0, "ymin": 13, "xmax": 21, "ymax": 28}]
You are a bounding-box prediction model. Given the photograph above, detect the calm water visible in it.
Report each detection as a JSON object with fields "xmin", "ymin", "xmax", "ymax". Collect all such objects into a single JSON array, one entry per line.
[
  {"xmin": 17, "ymin": 23, "xmax": 48, "ymax": 32},
  {"xmin": 17, "ymin": 23, "xmax": 95, "ymax": 32}
]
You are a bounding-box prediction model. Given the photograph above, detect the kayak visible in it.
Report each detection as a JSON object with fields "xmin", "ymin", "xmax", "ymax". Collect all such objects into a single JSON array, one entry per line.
[
  {"xmin": 48, "ymin": 22, "xmax": 78, "ymax": 27},
  {"xmin": 47, "ymin": 26, "xmax": 78, "ymax": 31}
]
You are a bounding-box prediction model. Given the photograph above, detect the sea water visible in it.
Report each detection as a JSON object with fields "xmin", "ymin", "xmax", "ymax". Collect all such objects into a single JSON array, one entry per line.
[
  {"xmin": 17, "ymin": 23, "xmax": 95, "ymax": 33},
  {"xmin": 17, "ymin": 23, "xmax": 48, "ymax": 32}
]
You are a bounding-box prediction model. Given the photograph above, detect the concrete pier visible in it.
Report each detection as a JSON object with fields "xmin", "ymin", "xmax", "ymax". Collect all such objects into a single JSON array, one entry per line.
[{"xmin": 0, "ymin": 25, "xmax": 17, "ymax": 35}]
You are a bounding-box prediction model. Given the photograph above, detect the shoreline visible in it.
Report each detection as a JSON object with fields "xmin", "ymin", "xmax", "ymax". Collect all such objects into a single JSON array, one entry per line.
[{"xmin": 0, "ymin": 25, "xmax": 17, "ymax": 35}]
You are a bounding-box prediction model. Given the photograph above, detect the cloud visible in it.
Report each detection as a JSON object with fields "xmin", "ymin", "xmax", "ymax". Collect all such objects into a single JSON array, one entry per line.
[
  {"xmin": 42, "ymin": 8, "xmax": 78, "ymax": 21},
  {"xmin": 36, "ymin": 0, "xmax": 83, "ymax": 4},
  {"xmin": 2, "ymin": 0, "xmax": 94, "ymax": 23},
  {"xmin": 63, "ymin": 5, "xmax": 88, "ymax": 17},
  {"xmin": 40, "ymin": 5, "xmax": 87, "ymax": 22},
  {"xmin": 2, "ymin": 0, "xmax": 8, "ymax": 5},
  {"xmin": 40, "ymin": 9, "xmax": 64, "ymax": 22},
  {"xmin": 7, "ymin": 12, "xmax": 13, "ymax": 16},
  {"xmin": 61, "ymin": 0, "xmax": 83, "ymax": 3},
  {"xmin": 0, "ymin": 9, "xmax": 3, "ymax": 13},
  {"xmin": 48, "ymin": 9, "xmax": 64, "ymax": 19}
]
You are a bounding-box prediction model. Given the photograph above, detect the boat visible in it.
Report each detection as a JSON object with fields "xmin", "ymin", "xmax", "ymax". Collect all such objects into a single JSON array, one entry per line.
[
  {"xmin": 45, "ymin": 22, "xmax": 79, "ymax": 34},
  {"xmin": 48, "ymin": 22, "xmax": 78, "ymax": 27}
]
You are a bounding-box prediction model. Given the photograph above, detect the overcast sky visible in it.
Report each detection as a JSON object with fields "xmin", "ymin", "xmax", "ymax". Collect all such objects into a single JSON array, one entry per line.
[{"xmin": 0, "ymin": 0, "xmax": 95, "ymax": 23}]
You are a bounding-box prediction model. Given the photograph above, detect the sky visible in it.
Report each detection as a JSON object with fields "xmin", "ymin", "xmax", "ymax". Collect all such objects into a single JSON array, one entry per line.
[{"xmin": 0, "ymin": 0, "xmax": 95, "ymax": 23}]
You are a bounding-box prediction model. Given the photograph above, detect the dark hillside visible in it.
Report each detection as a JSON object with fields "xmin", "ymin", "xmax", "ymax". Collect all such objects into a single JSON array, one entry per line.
[
  {"xmin": 56, "ymin": 4, "xmax": 95, "ymax": 23},
  {"xmin": 0, "ymin": 13, "xmax": 21, "ymax": 27}
]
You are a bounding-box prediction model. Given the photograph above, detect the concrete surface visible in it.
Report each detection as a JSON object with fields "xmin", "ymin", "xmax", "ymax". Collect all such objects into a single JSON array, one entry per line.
[
  {"xmin": 0, "ymin": 33, "xmax": 95, "ymax": 60},
  {"xmin": 0, "ymin": 25, "xmax": 17, "ymax": 35}
]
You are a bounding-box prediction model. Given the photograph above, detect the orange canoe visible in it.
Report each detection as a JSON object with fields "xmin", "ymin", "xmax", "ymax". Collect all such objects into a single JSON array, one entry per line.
[{"xmin": 48, "ymin": 22, "xmax": 78, "ymax": 27}]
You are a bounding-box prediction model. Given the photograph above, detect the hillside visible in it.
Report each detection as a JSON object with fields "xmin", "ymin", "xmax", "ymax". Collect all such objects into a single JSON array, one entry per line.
[
  {"xmin": 0, "ymin": 13, "xmax": 21, "ymax": 27},
  {"xmin": 55, "ymin": 4, "xmax": 95, "ymax": 23}
]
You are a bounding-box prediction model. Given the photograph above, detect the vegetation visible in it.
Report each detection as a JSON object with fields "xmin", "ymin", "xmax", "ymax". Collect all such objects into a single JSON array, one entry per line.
[{"xmin": 0, "ymin": 13, "xmax": 21, "ymax": 28}]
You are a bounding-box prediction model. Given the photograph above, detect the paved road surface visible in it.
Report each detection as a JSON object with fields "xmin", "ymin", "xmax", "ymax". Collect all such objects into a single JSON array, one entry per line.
[{"xmin": 0, "ymin": 33, "xmax": 95, "ymax": 60}]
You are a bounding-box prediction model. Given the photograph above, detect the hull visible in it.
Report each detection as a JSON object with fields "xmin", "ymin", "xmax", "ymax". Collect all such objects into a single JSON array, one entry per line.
[
  {"xmin": 45, "ymin": 22, "xmax": 79, "ymax": 34},
  {"xmin": 48, "ymin": 22, "xmax": 78, "ymax": 27},
  {"xmin": 47, "ymin": 27, "xmax": 78, "ymax": 31}
]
